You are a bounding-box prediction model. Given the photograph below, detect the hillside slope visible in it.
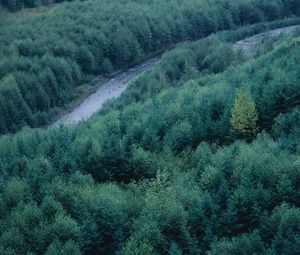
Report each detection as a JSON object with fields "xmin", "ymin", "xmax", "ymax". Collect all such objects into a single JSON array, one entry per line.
[{"xmin": 0, "ymin": 29, "xmax": 299, "ymax": 254}]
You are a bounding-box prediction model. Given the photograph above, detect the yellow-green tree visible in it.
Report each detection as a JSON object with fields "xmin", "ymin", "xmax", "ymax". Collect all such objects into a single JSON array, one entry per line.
[{"xmin": 230, "ymin": 91, "xmax": 258, "ymax": 136}]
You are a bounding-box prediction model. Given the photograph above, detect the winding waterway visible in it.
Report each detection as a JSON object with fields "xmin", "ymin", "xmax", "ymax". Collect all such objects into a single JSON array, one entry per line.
[{"xmin": 51, "ymin": 25, "xmax": 299, "ymax": 128}]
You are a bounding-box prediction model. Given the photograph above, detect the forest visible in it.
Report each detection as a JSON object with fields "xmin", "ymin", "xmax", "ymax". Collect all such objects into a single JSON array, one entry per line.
[
  {"xmin": 1, "ymin": 0, "xmax": 300, "ymax": 134},
  {"xmin": 0, "ymin": 13, "xmax": 300, "ymax": 255},
  {"xmin": 0, "ymin": 0, "xmax": 300, "ymax": 254}
]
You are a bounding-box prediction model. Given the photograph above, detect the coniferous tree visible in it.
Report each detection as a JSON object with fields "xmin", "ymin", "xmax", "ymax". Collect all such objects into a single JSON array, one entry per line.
[{"xmin": 230, "ymin": 91, "xmax": 258, "ymax": 138}]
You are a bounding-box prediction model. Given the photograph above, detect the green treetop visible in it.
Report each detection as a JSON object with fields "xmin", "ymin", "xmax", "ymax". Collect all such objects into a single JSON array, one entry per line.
[{"xmin": 230, "ymin": 91, "xmax": 258, "ymax": 136}]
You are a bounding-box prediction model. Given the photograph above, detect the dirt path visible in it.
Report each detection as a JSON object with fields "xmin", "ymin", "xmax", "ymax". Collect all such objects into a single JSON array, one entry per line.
[{"xmin": 50, "ymin": 25, "xmax": 299, "ymax": 128}]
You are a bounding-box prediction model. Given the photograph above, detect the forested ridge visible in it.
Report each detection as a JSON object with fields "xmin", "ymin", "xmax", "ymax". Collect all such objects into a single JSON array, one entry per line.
[
  {"xmin": 0, "ymin": 16, "xmax": 299, "ymax": 254},
  {"xmin": 1, "ymin": 0, "xmax": 300, "ymax": 134}
]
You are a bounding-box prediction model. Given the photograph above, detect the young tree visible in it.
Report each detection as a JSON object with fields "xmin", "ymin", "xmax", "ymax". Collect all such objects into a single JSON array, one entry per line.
[{"xmin": 230, "ymin": 91, "xmax": 258, "ymax": 138}]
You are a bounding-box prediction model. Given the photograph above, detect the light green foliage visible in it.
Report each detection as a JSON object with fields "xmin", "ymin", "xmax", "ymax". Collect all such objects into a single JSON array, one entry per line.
[{"xmin": 230, "ymin": 91, "xmax": 258, "ymax": 136}]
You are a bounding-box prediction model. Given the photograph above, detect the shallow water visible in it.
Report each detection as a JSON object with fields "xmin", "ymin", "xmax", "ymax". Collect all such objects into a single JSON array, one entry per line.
[
  {"xmin": 50, "ymin": 57, "xmax": 160, "ymax": 127},
  {"xmin": 51, "ymin": 25, "xmax": 299, "ymax": 127},
  {"xmin": 234, "ymin": 25, "xmax": 299, "ymax": 57}
]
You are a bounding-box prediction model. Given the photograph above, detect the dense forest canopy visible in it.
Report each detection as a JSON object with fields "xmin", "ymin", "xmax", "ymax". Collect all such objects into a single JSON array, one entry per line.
[
  {"xmin": 1, "ymin": 0, "xmax": 300, "ymax": 254},
  {"xmin": 0, "ymin": 0, "xmax": 300, "ymax": 134},
  {"xmin": 0, "ymin": 20, "xmax": 299, "ymax": 254}
]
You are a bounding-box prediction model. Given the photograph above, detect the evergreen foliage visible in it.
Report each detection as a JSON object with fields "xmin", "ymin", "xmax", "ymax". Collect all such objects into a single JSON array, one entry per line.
[
  {"xmin": 0, "ymin": 0, "xmax": 300, "ymax": 134},
  {"xmin": 230, "ymin": 91, "xmax": 258, "ymax": 137},
  {"xmin": 0, "ymin": 26, "xmax": 299, "ymax": 254}
]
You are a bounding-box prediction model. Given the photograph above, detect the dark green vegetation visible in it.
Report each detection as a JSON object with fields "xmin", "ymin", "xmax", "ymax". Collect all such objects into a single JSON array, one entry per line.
[
  {"xmin": 1, "ymin": 0, "xmax": 300, "ymax": 134},
  {"xmin": 0, "ymin": 0, "xmax": 73, "ymax": 12},
  {"xmin": 101, "ymin": 18, "xmax": 300, "ymax": 114},
  {"xmin": 0, "ymin": 19, "xmax": 299, "ymax": 254}
]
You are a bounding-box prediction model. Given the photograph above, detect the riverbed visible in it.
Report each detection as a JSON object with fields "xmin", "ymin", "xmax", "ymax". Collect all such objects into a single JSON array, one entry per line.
[{"xmin": 51, "ymin": 25, "xmax": 299, "ymax": 127}]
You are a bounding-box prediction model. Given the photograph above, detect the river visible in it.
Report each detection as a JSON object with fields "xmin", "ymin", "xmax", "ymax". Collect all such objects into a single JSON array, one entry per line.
[{"xmin": 50, "ymin": 25, "xmax": 299, "ymax": 128}]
